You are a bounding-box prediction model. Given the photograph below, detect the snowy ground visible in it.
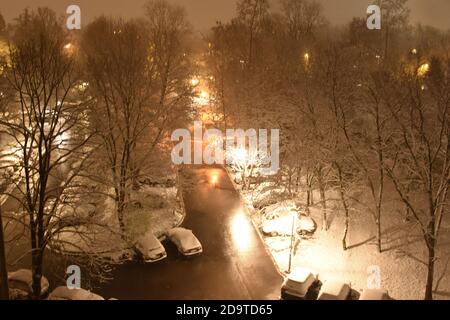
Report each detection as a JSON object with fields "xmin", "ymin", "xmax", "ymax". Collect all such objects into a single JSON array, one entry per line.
[
  {"xmin": 55, "ymin": 183, "xmax": 185, "ymax": 263},
  {"xmin": 228, "ymin": 169, "xmax": 450, "ymax": 300}
]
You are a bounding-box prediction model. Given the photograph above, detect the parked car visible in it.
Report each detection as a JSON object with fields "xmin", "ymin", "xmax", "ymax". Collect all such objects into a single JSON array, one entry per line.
[
  {"xmin": 136, "ymin": 232, "xmax": 167, "ymax": 262},
  {"xmin": 281, "ymin": 267, "xmax": 320, "ymax": 300},
  {"xmin": 317, "ymin": 280, "xmax": 351, "ymax": 300},
  {"xmin": 166, "ymin": 227, "xmax": 202, "ymax": 256},
  {"xmin": 8, "ymin": 269, "xmax": 49, "ymax": 299},
  {"xmin": 261, "ymin": 215, "xmax": 293, "ymax": 236},
  {"xmin": 359, "ymin": 288, "xmax": 390, "ymax": 300},
  {"xmin": 296, "ymin": 215, "xmax": 317, "ymax": 238},
  {"xmin": 48, "ymin": 286, "xmax": 104, "ymax": 300}
]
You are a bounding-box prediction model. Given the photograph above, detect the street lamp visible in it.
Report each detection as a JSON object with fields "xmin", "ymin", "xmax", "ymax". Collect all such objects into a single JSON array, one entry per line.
[
  {"xmin": 63, "ymin": 42, "xmax": 75, "ymax": 56},
  {"xmin": 417, "ymin": 63, "xmax": 430, "ymax": 77},
  {"xmin": 190, "ymin": 77, "xmax": 200, "ymax": 86},
  {"xmin": 287, "ymin": 212, "xmax": 297, "ymax": 274},
  {"xmin": 304, "ymin": 53, "xmax": 310, "ymax": 70},
  {"xmin": 304, "ymin": 53, "xmax": 310, "ymax": 62}
]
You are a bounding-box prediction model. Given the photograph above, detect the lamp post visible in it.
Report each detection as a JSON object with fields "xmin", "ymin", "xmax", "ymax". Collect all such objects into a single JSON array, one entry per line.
[
  {"xmin": 287, "ymin": 213, "xmax": 296, "ymax": 274},
  {"xmin": 417, "ymin": 63, "xmax": 430, "ymax": 77}
]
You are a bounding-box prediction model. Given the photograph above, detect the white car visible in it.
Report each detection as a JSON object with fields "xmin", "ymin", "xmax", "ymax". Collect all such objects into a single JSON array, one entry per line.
[
  {"xmin": 261, "ymin": 216, "xmax": 293, "ymax": 236},
  {"xmin": 8, "ymin": 269, "xmax": 49, "ymax": 299},
  {"xmin": 166, "ymin": 227, "xmax": 203, "ymax": 256},
  {"xmin": 136, "ymin": 232, "xmax": 167, "ymax": 262},
  {"xmin": 359, "ymin": 288, "xmax": 390, "ymax": 300},
  {"xmin": 281, "ymin": 267, "xmax": 320, "ymax": 300},
  {"xmin": 317, "ymin": 280, "xmax": 351, "ymax": 300},
  {"xmin": 48, "ymin": 286, "xmax": 104, "ymax": 300}
]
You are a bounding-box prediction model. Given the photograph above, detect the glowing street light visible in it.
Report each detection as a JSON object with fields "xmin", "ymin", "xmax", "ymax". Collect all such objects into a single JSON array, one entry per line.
[
  {"xmin": 63, "ymin": 42, "xmax": 75, "ymax": 56},
  {"xmin": 417, "ymin": 63, "xmax": 430, "ymax": 77},
  {"xmin": 304, "ymin": 53, "xmax": 310, "ymax": 62},
  {"xmin": 190, "ymin": 77, "xmax": 200, "ymax": 86},
  {"xmin": 303, "ymin": 52, "xmax": 312, "ymax": 73},
  {"xmin": 200, "ymin": 90, "xmax": 209, "ymax": 99}
]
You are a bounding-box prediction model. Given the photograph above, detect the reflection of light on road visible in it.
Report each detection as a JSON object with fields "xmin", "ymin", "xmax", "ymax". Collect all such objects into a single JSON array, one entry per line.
[
  {"xmin": 231, "ymin": 210, "xmax": 253, "ymax": 251},
  {"xmin": 208, "ymin": 168, "xmax": 221, "ymax": 187},
  {"xmin": 210, "ymin": 173, "xmax": 218, "ymax": 186}
]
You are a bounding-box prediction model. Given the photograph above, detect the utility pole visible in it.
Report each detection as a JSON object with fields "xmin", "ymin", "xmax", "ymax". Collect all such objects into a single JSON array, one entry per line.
[
  {"xmin": 287, "ymin": 214, "xmax": 296, "ymax": 274},
  {"xmin": 0, "ymin": 206, "xmax": 9, "ymax": 299}
]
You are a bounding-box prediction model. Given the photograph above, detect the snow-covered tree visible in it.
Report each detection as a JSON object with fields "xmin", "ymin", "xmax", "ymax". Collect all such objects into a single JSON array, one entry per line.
[
  {"xmin": 0, "ymin": 8, "xmax": 101, "ymax": 299},
  {"xmin": 381, "ymin": 55, "xmax": 450, "ymax": 300}
]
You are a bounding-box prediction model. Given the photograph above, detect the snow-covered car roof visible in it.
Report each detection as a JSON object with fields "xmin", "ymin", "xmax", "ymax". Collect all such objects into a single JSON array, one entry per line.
[
  {"xmin": 8, "ymin": 269, "xmax": 50, "ymax": 294},
  {"xmin": 167, "ymin": 227, "xmax": 201, "ymax": 248},
  {"xmin": 287, "ymin": 267, "xmax": 317, "ymax": 284},
  {"xmin": 137, "ymin": 232, "xmax": 162, "ymax": 251},
  {"xmin": 48, "ymin": 286, "xmax": 104, "ymax": 300},
  {"xmin": 318, "ymin": 280, "xmax": 351, "ymax": 300}
]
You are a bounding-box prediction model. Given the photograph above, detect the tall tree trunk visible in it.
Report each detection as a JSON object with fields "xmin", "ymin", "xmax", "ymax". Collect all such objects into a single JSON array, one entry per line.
[
  {"xmin": 317, "ymin": 170, "xmax": 327, "ymax": 231},
  {"xmin": 31, "ymin": 248, "xmax": 43, "ymax": 300},
  {"xmin": 375, "ymin": 105, "xmax": 384, "ymax": 253},
  {"xmin": 425, "ymin": 237, "xmax": 435, "ymax": 300},
  {"xmin": 220, "ymin": 70, "xmax": 227, "ymax": 131},
  {"xmin": 319, "ymin": 185, "xmax": 327, "ymax": 231},
  {"xmin": 376, "ymin": 214, "xmax": 382, "ymax": 253},
  {"xmin": 295, "ymin": 166, "xmax": 301, "ymax": 193},
  {"xmin": 424, "ymin": 200, "xmax": 437, "ymax": 300},
  {"xmin": 0, "ymin": 207, "xmax": 9, "ymax": 300},
  {"xmin": 287, "ymin": 170, "xmax": 293, "ymax": 196},
  {"xmin": 336, "ymin": 164, "xmax": 349, "ymax": 250},
  {"xmin": 306, "ymin": 173, "xmax": 314, "ymax": 206},
  {"xmin": 115, "ymin": 185, "xmax": 127, "ymax": 239}
]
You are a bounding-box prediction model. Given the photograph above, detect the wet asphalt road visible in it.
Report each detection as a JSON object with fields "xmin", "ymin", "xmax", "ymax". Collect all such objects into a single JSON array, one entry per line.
[{"xmin": 97, "ymin": 165, "xmax": 282, "ymax": 300}]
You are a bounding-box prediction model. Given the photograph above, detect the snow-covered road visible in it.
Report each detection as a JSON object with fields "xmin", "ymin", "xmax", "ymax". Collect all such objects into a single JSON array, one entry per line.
[{"xmin": 96, "ymin": 165, "xmax": 282, "ymax": 299}]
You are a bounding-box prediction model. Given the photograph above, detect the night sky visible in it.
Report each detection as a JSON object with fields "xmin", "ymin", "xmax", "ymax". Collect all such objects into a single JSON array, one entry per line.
[{"xmin": 1, "ymin": 0, "xmax": 450, "ymax": 31}]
